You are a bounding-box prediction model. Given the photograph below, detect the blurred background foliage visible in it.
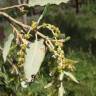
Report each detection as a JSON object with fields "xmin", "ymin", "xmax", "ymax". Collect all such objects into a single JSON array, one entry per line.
[
  {"xmin": 42, "ymin": 3, "xmax": 96, "ymax": 53},
  {"xmin": 0, "ymin": 0, "xmax": 96, "ymax": 96}
]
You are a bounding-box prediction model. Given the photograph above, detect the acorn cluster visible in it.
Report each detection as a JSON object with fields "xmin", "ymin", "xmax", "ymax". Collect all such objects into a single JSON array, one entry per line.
[
  {"xmin": 16, "ymin": 21, "xmax": 37, "ymax": 67},
  {"xmin": 17, "ymin": 32, "xmax": 31, "ymax": 67},
  {"xmin": 17, "ymin": 44, "xmax": 26, "ymax": 67},
  {"xmin": 40, "ymin": 23, "xmax": 76, "ymax": 71}
]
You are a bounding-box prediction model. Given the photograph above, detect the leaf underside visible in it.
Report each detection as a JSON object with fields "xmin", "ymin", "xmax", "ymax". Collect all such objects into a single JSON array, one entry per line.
[{"xmin": 24, "ymin": 39, "xmax": 46, "ymax": 82}]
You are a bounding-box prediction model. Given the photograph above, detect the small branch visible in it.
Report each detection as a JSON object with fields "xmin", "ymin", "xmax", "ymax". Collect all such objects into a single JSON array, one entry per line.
[
  {"xmin": 37, "ymin": 31, "xmax": 66, "ymax": 43},
  {"xmin": 51, "ymin": 39, "xmax": 66, "ymax": 43},
  {"xmin": 0, "ymin": 11, "xmax": 47, "ymax": 39},
  {"xmin": 11, "ymin": 24, "xmax": 28, "ymax": 45},
  {"xmin": 0, "ymin": 11, "xmax": 31, "ymax": 31},
  {"xmin": 0, "ymin": 4, "xmax": 30, "ymax": 11},
  {"xmin": 0, "ymin": 12, "xmax": 64, "ymax": 44},
  {"xmin": 7, "ymin": 58, "xmax": 20, "ymax": 75}
]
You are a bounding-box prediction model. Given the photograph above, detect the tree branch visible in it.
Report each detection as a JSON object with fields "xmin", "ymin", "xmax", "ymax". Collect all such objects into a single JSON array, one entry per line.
[
  {"xmin": 0, "ymin": 11, "xmax": 31, "ymax": 31},
  {"xmin": 0, "ymin": 4, "xmax": 30, "ymax": 11},
  {"xmin": 0, "ymin": 12, "xmax": 64, "ymax": 43}
]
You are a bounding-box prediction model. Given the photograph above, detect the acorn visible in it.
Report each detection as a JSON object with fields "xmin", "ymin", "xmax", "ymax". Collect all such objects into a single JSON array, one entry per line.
[
  {"xmin": 24, "ymin": 34, "xmax": 31, "ymax": 39},
  {"xmin": 21, "ymin": 44, "xmax": 27, "ymax": 50},
  {"xmin": 17, "ymin": 50, "xmax": 25, "ymax": 57},
  {"xmin": 18, "ymin": 57, "xmax": 25, "ymax": 64}
]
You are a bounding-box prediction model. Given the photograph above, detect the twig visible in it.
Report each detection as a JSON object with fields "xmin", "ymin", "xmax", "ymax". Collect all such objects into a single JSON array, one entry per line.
[
  {"xmin": 0, "ymin": 12, "xmax": 65, "ymax": 43},
  {"xmin": 0, "ymin": 4, "xmax": 30, "ymax": 11},
  {"xmin": 0, "ymin": 11, "xmax": 31, "ymax": 31},
  {"xmin": 37, "ymin": 31, "xmax": 66, "ymax": 42},
  {"xmin": 7, "ymin": 58, "xmax": 20, "ymax": 75},
  {"xmin": 11, "ymin": 24, "xmax": 28, "ymax": 45},
  {"xmin": 0, "ymin": 11, "xmax": 48, "ymax": 39}
]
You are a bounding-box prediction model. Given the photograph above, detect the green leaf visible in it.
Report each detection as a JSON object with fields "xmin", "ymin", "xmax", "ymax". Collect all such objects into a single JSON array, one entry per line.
[
  {"xmin": 44, "ymin": 81, "xmax": 53, "ymax": 89},
  {"xmin": 24, "ymin": 39, "xmax": 46, "ymax": 82},
  {"xmin": 3, "ymin": 33, "xmax": 14, "ymax": 62},
  {"xmin": 64, "ymin": 71, "xmax": 79, "ymax": 84},
  {"xmin": 37, "ymin": 4, "xmax": 49, "ymax": 24},
  {"xmin": 29, "ymin": 0, "xmax": 69, "ymax": 6},
  {"xmin": 0, "ymin": 72, "xmax": 6, "ymax": 78}
]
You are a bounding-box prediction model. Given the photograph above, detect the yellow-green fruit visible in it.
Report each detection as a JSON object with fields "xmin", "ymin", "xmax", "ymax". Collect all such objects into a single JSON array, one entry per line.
[
  {"xmin": 31, "ymin": 21, "xmax": 37, "ymax": 29},
  {"xmin": 18, "ymin": 58, "xmax": 25, "ymax": 63},
  {"xmin": 21, "ymin": 44, "xmax": 27, "ymax": 50},
  {"xmin": 17, "ymin": 50, "xmax": 24, "ymax": 57},
  {"xmin": 25, "ymin": 34, "xmax": 30, "ymax": 39}
]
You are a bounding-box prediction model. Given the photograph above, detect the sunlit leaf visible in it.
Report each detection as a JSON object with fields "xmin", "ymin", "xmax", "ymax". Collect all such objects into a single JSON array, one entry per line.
[
  {"xmin": 29, "ymin": 0, "xmax": 70, "ymax": 6},
  {"xmin": 21, "ymin": 81, "xmax": 27, "ymax": 88},
  {"xmin": 59, "ymin": 72, "xmax": 64, "ymax": 81},
  {"xmin": 64, "ymin": 71, "xmax": 79, "ymax": 84},
  {"xmin": 3, "ymin": 34, "xmax": 14, "ymax": 62},
  {"xmin": 65, "ymin": 58, "xmax": 78, "ymax": 65},
  {"xmin": 58, "ymin": 82, "xmax": 65, "ymax": 96},
  {"xmin": 24, "ymin": 39, "xmax": 46, "ymax": 82}
]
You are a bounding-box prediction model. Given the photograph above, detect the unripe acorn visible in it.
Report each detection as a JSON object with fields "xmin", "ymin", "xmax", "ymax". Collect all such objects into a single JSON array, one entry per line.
[
  {"xmin": 17, "ymin": 50, "xmax": 24, "ymax": 57},
  {"xmin": 21, "ymin": 44, "xmax": 27, "ymax": 50},
  {"xmin": 18, "ymin": 57, "xmax": 25, "ymax": 63},
  {"xmin": 24, "ymin": 34, "xmax": 30, "ymax": 39}
]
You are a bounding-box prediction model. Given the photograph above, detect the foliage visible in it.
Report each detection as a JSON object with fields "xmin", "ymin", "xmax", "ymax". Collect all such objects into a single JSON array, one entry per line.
[
  {"xmin": 0, "ymin": 1, "xmax": 96, "ymax": 96},
  {"xmin": 0, "ymin": 1, "xmax": 78, "ymax": 95},
  {"xmin": 3, "ymin": 1, "xmax": 96, "ymax": 96},
  {"xmin": 65, "ymin": 50, "xmax": 96, "ymax": 96},
  {"xmin": 42, "ymin": 3, "xmax": 96, "ymax": 51}
]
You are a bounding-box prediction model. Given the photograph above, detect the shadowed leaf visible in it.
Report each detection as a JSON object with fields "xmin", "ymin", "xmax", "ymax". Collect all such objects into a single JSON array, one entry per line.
[
  {"xmin": 3, "ymin": 33, "xmax": 14, "ymax": 62},
  {"xmin": 24, "ymin": 39, "xmax": 46, "ymax": 82}
]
